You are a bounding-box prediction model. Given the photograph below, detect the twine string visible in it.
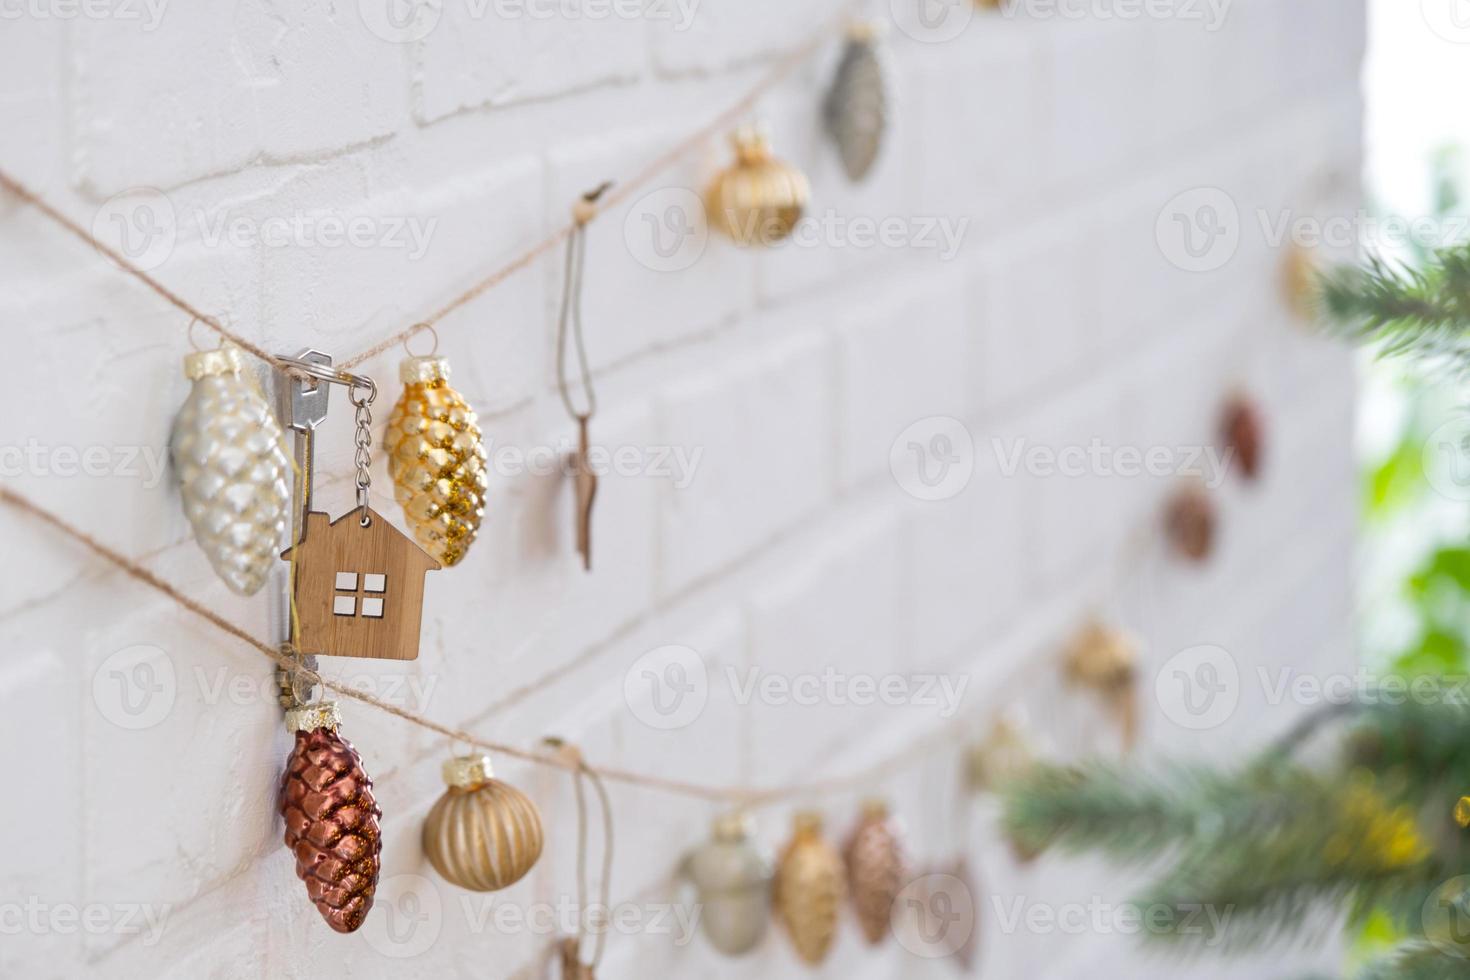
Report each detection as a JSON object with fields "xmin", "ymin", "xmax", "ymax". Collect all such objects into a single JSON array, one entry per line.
[{"xmin": 0, "ymin": 485, "xmax": 962, "ymax": 805}]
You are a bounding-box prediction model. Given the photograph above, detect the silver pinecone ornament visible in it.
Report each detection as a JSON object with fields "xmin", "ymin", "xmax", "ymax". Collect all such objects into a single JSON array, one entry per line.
[
  {"xmin": 824, "ymin": 21, "xmax": 889, "ymax": 183},
  {"xmin": 170, "ymin": 344, "xmax": 292, "ymax": 596}
]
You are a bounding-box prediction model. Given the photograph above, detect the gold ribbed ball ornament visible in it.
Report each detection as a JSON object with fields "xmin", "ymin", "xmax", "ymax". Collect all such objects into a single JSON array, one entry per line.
[
  {"xmin": 385, "ymin": 355, "xmax": 488, "ymax": 566},
  {"xmin": 706, "ymin": 125, "xmax": 810, "ymax": 247},
  {"xmin": 773, "ymin": 811, "xmax": 845, "ymax": 966},
  {"xmin": 422, "ymin": 755, "xmax": 544, "ymax": 892}
]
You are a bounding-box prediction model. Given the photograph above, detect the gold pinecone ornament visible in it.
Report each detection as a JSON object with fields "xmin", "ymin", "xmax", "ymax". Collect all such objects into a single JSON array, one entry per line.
[
  {"xmin": 385, "ymin": 354, "xmax": 488, "ymax": 566},
  {"xmin": 422, "ymin": 754, "xmax": 544, "ymax": 892},
  {"xmin": 773, "ymin": 811, "xmax": 846, "ymax": 965},
  {"xmin": 706, "ymin": 126, "xmax": 810, "ymax": 247},
  {"xmin": 844, "ymin": 799, "xmax": 909, "ymax": 945},
  {"xmin": 170, "ymin": 344, "xmax": 292, "ymax": 596},
  {"xmin": 824, "ymin": 22, "xmax": 889, "ymax": 182},
  {"xmin": 280, "ymin": 701, "xmax": 383, "ymax": 934}
]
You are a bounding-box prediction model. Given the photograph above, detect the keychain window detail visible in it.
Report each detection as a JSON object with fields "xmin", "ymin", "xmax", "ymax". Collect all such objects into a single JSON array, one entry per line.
[{"xmin": 332, "ymin": 572, "xmax": 389, "ymax": 618}]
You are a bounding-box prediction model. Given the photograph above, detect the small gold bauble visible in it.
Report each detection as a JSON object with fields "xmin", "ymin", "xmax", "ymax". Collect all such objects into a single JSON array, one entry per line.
[
  {"xmin": 385, "ymin": 355, "xmax": 488, "ymax": 567},
  {"xmin": 422, "ymin": 755, "xmax": 544, "ymax": 892},
  {"xmin": 706, "ymin": 126, "xmax": 810, "ymax": 247},
  {"xmin": 773, "ymin": 811, "xmax": 845, "ymax": 966},
  {"xmin": 1282, "ymin": 243, "xmax": 1321, "ymax": 321}
]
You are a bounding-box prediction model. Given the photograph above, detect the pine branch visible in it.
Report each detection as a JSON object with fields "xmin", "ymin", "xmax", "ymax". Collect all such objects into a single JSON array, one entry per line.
[
  {"xmin": 1318, "ymin": 245, "xmax": 1470, "ymax": 367},
  {"xmin": 1355, "ymin": 941, "xmax": 1470, "ymax": 980}
]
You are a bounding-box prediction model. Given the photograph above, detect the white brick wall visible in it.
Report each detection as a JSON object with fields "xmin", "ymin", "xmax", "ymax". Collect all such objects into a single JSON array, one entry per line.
[{"xmin": 0, "ymin": 1, "xmax": 1362, "ymax": 977}]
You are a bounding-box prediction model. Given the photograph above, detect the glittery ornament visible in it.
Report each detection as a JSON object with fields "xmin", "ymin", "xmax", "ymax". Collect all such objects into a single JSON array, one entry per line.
[
  {"xmin": 965, "ymin": 717, "xmax": 1036, "ymax": 794},
  {"xmin": 170, "ymin": 344, "xmax": 291, "ymax": 596},
  {"xmin": 844, "ymin": 800, "xmax": 909, "ymax": 945},
  {"xmin": 1220, "ymin": 394, "xmax": 1265, "ymax": 481},
  {"xmin": 385, "ymin": 355, "xmax": 488, "ymax": 567},
  {"xmin": 280, "ymin": 701, "xmax": 382, "ymax": 933},
  {"xmin": 824, "ymin": 22, "xmax": 889, "ymax": 183},
  {"xmin": 683, "ymin": 812, "xmax": 774, "ymax": 956},
  {"xmin": 1165, "ymin": 484, "xmax": 1217, "ymax": 563},
  {"xmin": 422, "ymin": 754, "xmax": 544, "ymax": 892},
  {"xmin": 1282, "ymin": 243, "xmax": 1320, "ymax": 320},
  {"xmin": 773, "ymin": 811, "xmax": 845, "ymax": 966},
  {"xmin": 1064, "ymin": 621, "xmax": 1139, "ymax": 751},
  {"xmin": 706, "ymin": 126, "xmax": 810, "ymax": 247}
]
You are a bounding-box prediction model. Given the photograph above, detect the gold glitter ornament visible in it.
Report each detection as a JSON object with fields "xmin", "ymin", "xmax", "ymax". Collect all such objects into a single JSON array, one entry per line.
[
  {"xmin": 706, "ymin": 126, "xmax": 810, "ymax": 247},
  {"xmin": 773, "ymin": 811, "xmax": 845, "ymax": 966},
  {"xmin": 385, "ymin": 354, "xmax": 487, "ymax": 566},
  {"xmin": 422, "ymin": 754, "xmax": 544, "ymax": 892},
  {"xmin": 170, "ymin": 344, "xmax": 292, "ymax": 596}
]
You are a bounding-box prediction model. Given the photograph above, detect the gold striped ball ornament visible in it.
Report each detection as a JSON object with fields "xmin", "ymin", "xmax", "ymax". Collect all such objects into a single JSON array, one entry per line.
[
  {"xmin": 773, "ymin": 811, "xmax": 846, "ymax": 966},
  {"xmin": 385, "ymin": 354, "xmax": 488, "ymax": 567},
  {"xmin": 706, "ymin": 126, "xmax": 810, "ymax": 247},
  {"xmin": 422, "ymin": 755, "xmax": 544, "ymax": 892}
]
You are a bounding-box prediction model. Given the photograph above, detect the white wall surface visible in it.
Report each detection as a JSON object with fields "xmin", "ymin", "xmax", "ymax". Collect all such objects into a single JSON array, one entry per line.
[{"xmin": 0, "ymin": 0, "xmax": 1364, "ymax": 977}]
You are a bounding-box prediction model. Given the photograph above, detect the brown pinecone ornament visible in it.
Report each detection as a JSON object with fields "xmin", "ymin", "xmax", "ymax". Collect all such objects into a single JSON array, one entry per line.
[
  {"xmin": 773, "ymin": 811, "xmax": 846, "ymax": 966},
  {"xmin": 1165, "ymin": 484, "xmax": 1217, "ymax": 563},
  {"xmin": 844, "ymin": 800, "xmax": 909, "ymax": 945},
  {"xmin": 280, "ymin": 701, "xmax": 382, "ymax": 934},
  {"xmin": 1220, "ymin": 394, "xmax": 1264, "ymax": 481}
]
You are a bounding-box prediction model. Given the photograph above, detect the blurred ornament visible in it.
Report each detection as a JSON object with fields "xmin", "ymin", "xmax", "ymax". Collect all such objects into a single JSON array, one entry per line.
[
  {"xmin": 1165, "ymin": 484, "xmax": 1217, "ymax": 563},
  {"xmin": 1456, "ymin": 796, "xmax": 1470, "ymax": 829},
  {"xmin": 1064, "ymin": 621, "xmax": 1139, "ymax": 751},
  {"xmin": 965, "ymin": 716, "xmax": 1037, "ymax": 794},
  {"xmin": 913, "ymin": 857, "xmax": 980, "ymax": 970},
  {"xmin": 385, "ymin": 348, "xmax": 487, "ymax": 567},
  {"xmin": 1220, "ymin": 393, "xmax": 1265, "ymax": 481},
  {"xmin": 280, "ymin": 700, "xmax": 382, "ymax": 933},
  {"xmin": 560, "ymin": 938, "xmax": 595, "ymax": 980},
  {"xmin": 559, "ymin": 187, "xmax": 608, "ymax": 571},
  {"xmin": 824, "ymin": 21, "xmax": 888, "ymax": 183},
  {"xmin": 1282, "ymin": 243, "xmax": 1320, "ymax": 320},
  {"xmin": 170, "ymin": 343, "xmax": 292, "ymax": 596},
  {"xmin": 706, "ymin": 125, "xmax": 810, "ymax": 246},
  {"xmin": 682, "ymin": 811, "xmax": 774, "ymax": 956},
  {"xmin": 422, "ymin": 754, "xmax": 544, "ymax": 892},
  {"xmin": 774, "ymin": 811, "xmax": 846, "ymax": 965},
  {"xmin": 844, "ymin": 799, "xmax": 909, "ymax": 945}
]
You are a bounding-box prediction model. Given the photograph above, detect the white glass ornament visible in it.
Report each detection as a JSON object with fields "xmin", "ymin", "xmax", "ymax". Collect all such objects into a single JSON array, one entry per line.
[{"xmin": 170, "ymin": 345, "xmax": 292, "ymax": 595}]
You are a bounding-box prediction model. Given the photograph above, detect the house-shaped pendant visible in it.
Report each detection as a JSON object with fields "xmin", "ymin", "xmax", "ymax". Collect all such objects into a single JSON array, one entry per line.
[{"xmin": 281, "ymin": 507, "xmax": 442, "ymax": 661}]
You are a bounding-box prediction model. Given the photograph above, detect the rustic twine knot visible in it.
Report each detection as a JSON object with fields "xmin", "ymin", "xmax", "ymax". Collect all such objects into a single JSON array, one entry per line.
[{"xmin": 571, "ymin": 182, "xmax": 613, "ymax": 226}]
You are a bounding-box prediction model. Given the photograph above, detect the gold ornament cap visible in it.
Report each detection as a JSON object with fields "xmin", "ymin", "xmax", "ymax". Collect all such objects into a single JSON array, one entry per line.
[
  {"xmin": 732, "ymin": 124, "xmax": 774, "ymax": 164},
  {"xmin": 859, "ymin": 798, "xmax": 890, "ymax": 821},
  {"xmin": 442, "ymin": 754, "xmax": 495, "ymax": 790},
  {"xmin": 793, "ymin": 810, "xmax": 824, "ymax": 836},
  {"xmin": 400, "ymin": 355, "xmax": 451, "ymax": 385},
  {"xmin": 713, "ymin": 810, "xmax": 755, "ymax": 843},
  {"xmin": 285, "ymin": 700, "xmax": 342, "ymax": 733},
  {"xmin": 184, "ymin": 344, "xmax": 244, "ymax": 381}
]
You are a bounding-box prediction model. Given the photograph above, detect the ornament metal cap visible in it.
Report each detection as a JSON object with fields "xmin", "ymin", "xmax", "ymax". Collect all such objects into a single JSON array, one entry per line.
[
  {"xmin": 859, "ymin": 798, "xmax": 890, "ymax": 820},
  {"xmin": 731, "ymin": 124, "xmax": 773, "ymax": 163},
  {"xmin": 713, "ymin": 810, "xmax": 755, "ymax": 842},
  {"xmin": 183, "ymin": 344, "xmax": 244, "ymax": 381},
  {"xmin": 284, "ymin": 699, "xmax": 342, "ymax": 733},
  {"xmin": 442, "ymin": 754, "xmax": 495, "ymax": 790},
  {"xmin": 793, "ymin": 810, "xmax": 824, "ymax": 835},
  {"xmin": 400, "ymin": 355, "xmax": 451, "ymax": 385}
]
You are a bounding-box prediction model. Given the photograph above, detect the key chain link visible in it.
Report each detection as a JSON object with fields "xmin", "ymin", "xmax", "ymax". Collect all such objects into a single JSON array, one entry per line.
[{"xmin": 349, "ymin": 379, "xmax": 377, "ymax": 525}]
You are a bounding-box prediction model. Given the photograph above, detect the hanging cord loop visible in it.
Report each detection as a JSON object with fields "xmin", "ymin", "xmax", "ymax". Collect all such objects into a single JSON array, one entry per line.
[
  {"xmin": 557, "ymin": 183, "xmax": 611, "ymax": 425},
  {"xmin": 544, "ymin": 736, "xmax": 615, "ymax": 972}
]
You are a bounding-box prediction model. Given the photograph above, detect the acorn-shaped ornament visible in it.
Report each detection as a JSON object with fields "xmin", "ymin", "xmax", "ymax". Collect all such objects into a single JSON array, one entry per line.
[
  {"xmin": 385, "ymin": 354, "xmax": 488, "ymax": 567},
  {"xmin": 844, "ymin": 799, "xmax": 909, "ymax": 945},
  {"xmin": 422, "ymin": 754, "xmax": 544, "ymax": 892},
  {"xmin": 683, "ymin": 811, "xmax": 774, "ymax": 956},
  {"xmin": 280, "ymin": 701, "xmax": 383, "ymax": 934},
  {"xmin": 706, "ymin": 126, "xmax": 810, "ymax": 247},
  {"xmin": 824, "ymin": 21, "xmax": 889, "ymax": 182},
  {"xmin": 773, "ymin": 811, "xmax": 845, "ymax": 966},
  {"xmin": 170, "ymin": 344, "xmax": 292, "ymax": 596}
]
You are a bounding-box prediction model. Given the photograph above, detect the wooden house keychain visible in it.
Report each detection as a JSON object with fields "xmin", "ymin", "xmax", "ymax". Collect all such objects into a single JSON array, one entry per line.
[
  {"xmin": 558, "ymin": 184, "xmax": 609, "ymax": 571},
  {"xmin": 277, "ymin": 351, "xmax": 442, "ymax": 662}
]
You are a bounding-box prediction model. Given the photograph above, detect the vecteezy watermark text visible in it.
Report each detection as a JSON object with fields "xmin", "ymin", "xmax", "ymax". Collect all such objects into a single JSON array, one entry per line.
[
  {"xmin": 991, "ymin": 895, "xmax": 1233, "ymax": 945},
  {"xmin": 992, "ymin": 437, "xmax": 1236, "ymax": 488},
  {"xmin": 0, "ymin": 899, "xmax": 170, "ymax": 946},
  {"xmin": 0, "ymin": 440, "xmax": 168, "ymax": 488},
  {"xmin": 0, "ymin": 0, "xmax": 169, "ymax": 29}
]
